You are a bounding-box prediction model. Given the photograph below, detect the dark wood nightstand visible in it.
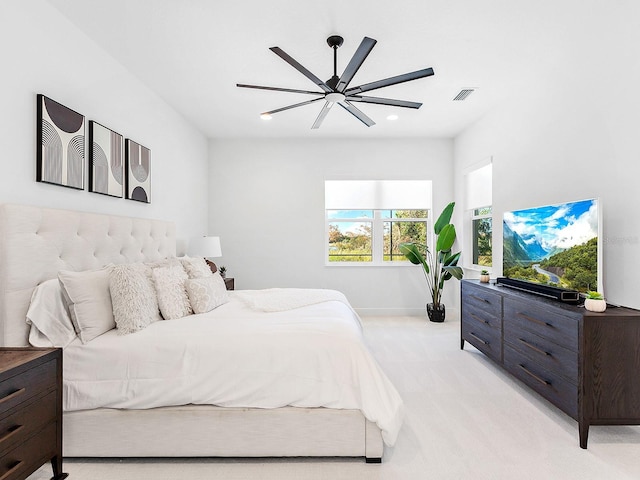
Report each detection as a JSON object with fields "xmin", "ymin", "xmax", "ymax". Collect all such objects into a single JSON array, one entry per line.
[
  {"xmin": 0, "ymin": 348, "xmax": 67, "ymax": 480},
  {"xmin": 224, "ymin": 277, "xmax": 234, "ymax": 290}
]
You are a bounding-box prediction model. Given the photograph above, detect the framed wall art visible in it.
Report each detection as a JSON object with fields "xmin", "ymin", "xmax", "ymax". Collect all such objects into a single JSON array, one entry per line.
[
  {"xmin": 125, "ymin": 139, "xmax": 151, "ymax": 203},
  {"xmin": 36, "ymin": 94, "xmax": 85, "ymax": 189},
  {"xmin": 89, "ymin": 121, "xmax": 124, "ymax": 197}
]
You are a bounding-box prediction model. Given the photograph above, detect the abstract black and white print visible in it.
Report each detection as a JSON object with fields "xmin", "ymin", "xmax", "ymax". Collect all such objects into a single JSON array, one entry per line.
[
  {"xmin": 125, "ymin": 139, "xmax": 151, "ymax": 203},
  {"xmin": 37, "ymin": 94, "xmax": 85, "ymax": 189},
  {"xmin": 89, "ymin": 121, "xmax": 124, "ymax": 197}
]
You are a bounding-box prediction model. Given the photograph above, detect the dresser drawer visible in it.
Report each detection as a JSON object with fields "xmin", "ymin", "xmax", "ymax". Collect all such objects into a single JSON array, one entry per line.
[
  {"xmin": 503, "ymin": 298, "xmax": 578, "ymax": 351},
  {"xmin": 0, "ymin": 391, "xmax": 56, "ymax": 457},
  {"xmin": 0, "ymin": 422, "xmax": 56, "ymax": 480},
  {"xmin": 504, "ymin": 323, "xmax": 578, "ymax": 383},
  {"xmin": 504, "ymin": 344, "xmax": 578, "ymax": 418},
  {"xmin": 0, "ymin": 360, "xmax": 56, "ymax": 417},
  {"xmin": 462, "ymin": 284, "xmax": 502, "ymax": 317},
  {"xmin": 462, "ymin": 318, "xmax": 501, "ymax": 363}
]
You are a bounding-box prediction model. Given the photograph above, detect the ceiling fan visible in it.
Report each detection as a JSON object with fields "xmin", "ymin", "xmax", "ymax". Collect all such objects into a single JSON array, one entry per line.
[{"xmin": 237, "ymin": 35, "xmax": 434, "ymax": 129}]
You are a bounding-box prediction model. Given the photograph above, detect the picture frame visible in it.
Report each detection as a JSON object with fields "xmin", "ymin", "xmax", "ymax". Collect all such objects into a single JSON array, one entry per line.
[
  {"xmin": 36, "ymin": 94, "xmax": 85, "ymax": 189},
  {"xmin": 125, "ymin": 138, "xmax": 151, "ymax": 203},
  {"xmin": 88, "ymin": 121, "xmax": 124, "ymax": 198}
]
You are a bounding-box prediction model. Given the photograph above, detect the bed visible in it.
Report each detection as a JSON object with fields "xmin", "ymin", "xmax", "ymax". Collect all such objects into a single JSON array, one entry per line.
[{"xmin": 0, "ymin": 203, "xmax": 402, "ymax": 462}]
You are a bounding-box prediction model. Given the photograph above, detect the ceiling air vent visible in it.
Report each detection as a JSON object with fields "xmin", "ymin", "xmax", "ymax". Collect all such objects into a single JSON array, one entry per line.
[{"xmin": 453, "ymin": 89, "xmax": 475, "ymax": 101}]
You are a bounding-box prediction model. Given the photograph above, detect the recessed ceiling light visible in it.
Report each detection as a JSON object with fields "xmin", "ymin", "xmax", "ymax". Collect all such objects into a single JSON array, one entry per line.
[
  {"xmin": 387, "ymin": 114, "xmax": 399, "ymax": 121},
  {"xmin": 260, "ymin": 113, "xmax": 272, "ymax": 120}
]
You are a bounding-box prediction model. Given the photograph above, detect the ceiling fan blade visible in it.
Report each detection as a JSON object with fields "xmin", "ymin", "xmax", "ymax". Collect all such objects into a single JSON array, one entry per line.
[
  {"xmin": 338, "ymin": 101, "xmax": 375, "ymax": 127},
  {"xmin": 270, "ymin": 47, "xmax": 333, "ymax": 93},
  {"xmin": 237, "ymin": 84, "xmax": 325, "ymax": 96},
  {"xmin": 336, "ymin": 37, "xmax": 377, "ymax": 93},
  {"xmin": 346, "ymin": 95, "xmax": 422, "ymax": 109},
  {"xmin": 262, "ymin": 97, "xmax": 324, "ymax": 116},
  {"xmin": 345, "ymin": 67, "xmax": 434, "ymax": 95},
  {"xmin": 311, "ymin": 101, "xmax": 334, "ymax": 129}
]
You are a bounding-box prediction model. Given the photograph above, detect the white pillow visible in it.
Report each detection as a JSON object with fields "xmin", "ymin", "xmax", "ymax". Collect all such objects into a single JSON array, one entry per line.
[
  {"xmin": 110, "ymin": 263, "xmax": 161, "ymax": 335},
  {"xmin": 26, "ymin": 278, "xmax": 77, "ymax": 348},
  {"xmin": 153, "ymin": 264, "xmax": 193, "ymax": 320},
  {"xmin": 58, "ymin": 266, "xmax": 114, "ymax": 344},
  {"xmin": 185, "ymin": 272, "xmax": 229, "ymax": 314},
  {"xmin": 179, "ymin": 255, "xmax": 213, "ymax": 279}
]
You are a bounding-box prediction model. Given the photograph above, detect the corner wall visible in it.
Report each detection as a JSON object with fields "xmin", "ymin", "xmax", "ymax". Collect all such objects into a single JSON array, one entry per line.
[
  {"xmin": 0, "ymin": 0, "xmax": 209, "ymax": 251},
  {"xmin": 453, "ymin": 6, "xmax": 640, "ymax": 308},
  {"xmin": 209, "ymin": 138, "xmax": 455, "ymax": 315}
]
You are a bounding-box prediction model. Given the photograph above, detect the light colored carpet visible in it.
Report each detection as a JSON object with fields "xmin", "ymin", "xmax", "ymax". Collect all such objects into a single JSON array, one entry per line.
[{"xmin": 29, "ymin": 316, "xmax": 640, "ymax": 480}]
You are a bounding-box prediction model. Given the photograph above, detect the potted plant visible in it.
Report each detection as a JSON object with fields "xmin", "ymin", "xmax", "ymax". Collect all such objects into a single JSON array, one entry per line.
[
  {"xmin": 584, "ymin": 291, "xmax": 606, "ymax": 312},
  {"xmin": 399, "ymin": 202, "xmax": 464, "ymax": 322},
  {"xmin": 218, "ymin": 265, "xmax": 227, "ymax": 279},
  {"xmin": 480, "ymin": 269, "xmax": 490, "ymax": 283}
]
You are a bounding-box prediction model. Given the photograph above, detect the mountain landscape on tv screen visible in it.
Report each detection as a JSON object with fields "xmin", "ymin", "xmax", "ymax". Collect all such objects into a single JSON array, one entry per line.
[{"xmin": 502, "ymin": 199, "xmax": 598, "ymax": 292}]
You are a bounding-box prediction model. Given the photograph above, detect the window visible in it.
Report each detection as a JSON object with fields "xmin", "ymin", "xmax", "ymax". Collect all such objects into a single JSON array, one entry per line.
[
  {"xmin": 471, "ymin": 206, "xmax": 492, "ymax": 266},
  {"xmin": 325, "ymin": 181, "xmax": 431, "ymax": 265},
  {"xmin": 464, "ymin": 162, "xmax": 493, "ymax": 268}
]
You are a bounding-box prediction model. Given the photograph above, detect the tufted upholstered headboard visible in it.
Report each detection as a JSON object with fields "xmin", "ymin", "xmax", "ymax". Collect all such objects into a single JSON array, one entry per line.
[{"xmin": 0, "ymin": 204, "xmax": 176, "ymax": 346}]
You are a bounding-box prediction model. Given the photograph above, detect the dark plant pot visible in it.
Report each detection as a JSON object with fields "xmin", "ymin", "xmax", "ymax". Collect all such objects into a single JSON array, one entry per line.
[{"xmin": 427, "ymin": 303, "xmax": 446, "ymax": 323}]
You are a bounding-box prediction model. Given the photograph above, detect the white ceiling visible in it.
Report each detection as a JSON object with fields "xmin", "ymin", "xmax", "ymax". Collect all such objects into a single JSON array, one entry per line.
[{"xmin": 47, "ymin": 0, "xmax": 594, "ymax": 139}]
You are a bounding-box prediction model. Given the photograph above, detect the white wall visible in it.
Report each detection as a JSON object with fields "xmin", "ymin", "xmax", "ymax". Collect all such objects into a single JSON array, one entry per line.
[
  {"xmin": 0, "ymin": 0, "xmax": 209, "ymax": 251},
  {"xmin": 209, "ymin": 138, "xmax": 455, "ymax": 315},
  {"xmin": 453, "ymin": 5, "xmax": 640, "ymax": 308}
]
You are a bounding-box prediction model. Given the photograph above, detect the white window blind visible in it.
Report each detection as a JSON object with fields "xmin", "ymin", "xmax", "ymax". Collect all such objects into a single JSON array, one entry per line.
[
  {"xmin": 325, "ymin": 180, "xmax": 432, "ymax": 210},
  {"xmin": 464, "ymin": 163, "xmax": 492, "ymax": 210}
]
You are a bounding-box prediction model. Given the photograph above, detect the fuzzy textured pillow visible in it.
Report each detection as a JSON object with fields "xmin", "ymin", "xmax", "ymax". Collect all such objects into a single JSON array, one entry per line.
[
  {"xmin": 185, "ymin": 272, "xmax": 229, "ymax": 314},
  {"xmin": 58, "ymin": 266, "xmax": 114, "ymax": 343},
  {"xmin": 179, "ymin": 255, "xmax": 213, "ymax": 279},
  {"xmin": 110, "ymin": 263, "xmax": 161, "ymax": 334},
  {"xmin": 153, "ymin": 263, "xmax": 193, "ymax": 320}
]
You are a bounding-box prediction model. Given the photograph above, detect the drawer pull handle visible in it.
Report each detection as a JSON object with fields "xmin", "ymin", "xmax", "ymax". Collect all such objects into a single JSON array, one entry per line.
[
  {"xmin": 0, "ymin": 388, "xmax": 25, "ymax": 405},
  {"xmin": 470, "ymin": 294, "xmax": 491, "ymax": 304},
  {"xmin": 0, "ymin": 425, "xmax": 24, "ymax": 446},
  {"xmin": 519, "ymin": 338, "xmax": 551, "ymax": 357},
  {"xmin": 469, "ymin": 312, "xmax": 491, "ymax": 325},
  {"xmin": 0, "ymin": 461, "xmax": 22, "ymax": 480},
  {"xmin": 518, "ymin": 364, "xmax": 551, "ymax": 386},
  {"xmin": 469, "ymin": 332, "xmax": 489, "ymax": 345},
  {"xmin": 517, "ymin": 312, "xmax": 552, "ymax": 328}
]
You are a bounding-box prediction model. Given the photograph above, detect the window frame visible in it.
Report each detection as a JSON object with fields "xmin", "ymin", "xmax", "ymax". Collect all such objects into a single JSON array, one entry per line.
[
  {"xmin": 325, "ymin": 209, "xmax": 431, "ymax": 266},
  {"xmin": 470, "ymin": 206, "xmax": 493, "ymax": 268}
]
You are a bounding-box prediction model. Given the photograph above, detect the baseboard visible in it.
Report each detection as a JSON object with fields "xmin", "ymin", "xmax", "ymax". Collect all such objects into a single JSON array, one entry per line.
[{"xmin": 356, "ymin": 307, "xmax": 460, "ymax": 319}]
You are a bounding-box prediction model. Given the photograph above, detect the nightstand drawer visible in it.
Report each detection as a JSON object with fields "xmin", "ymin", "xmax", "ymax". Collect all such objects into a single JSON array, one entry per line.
[
  {"xmin": 0, "ymin": 391, "xmax": 56, "ymax": 456},
  {"xmin": 0, "ymin": 360, "xmax": 56, "ymax": 417},
  {"xmin": 504, "ymin": 298, "xmax": 578, "ymax": 351},
  {"xmin": 0, "ymin": 422, "xmax": 56, "ymax": 480}
]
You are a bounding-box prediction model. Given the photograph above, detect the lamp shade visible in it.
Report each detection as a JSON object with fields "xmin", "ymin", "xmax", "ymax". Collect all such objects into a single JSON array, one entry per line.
[{"xmin": 188, "ymin": 236, "xmax": 222, "ymax": 258}]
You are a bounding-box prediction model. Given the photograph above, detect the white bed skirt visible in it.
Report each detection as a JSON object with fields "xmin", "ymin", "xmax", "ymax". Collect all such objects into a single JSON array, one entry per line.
[{"xmin": 64, "ymin": 405, "xmax": 384, "ymax": 461}]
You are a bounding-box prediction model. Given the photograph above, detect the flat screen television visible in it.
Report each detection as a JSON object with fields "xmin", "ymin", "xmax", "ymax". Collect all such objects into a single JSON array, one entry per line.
[{"xmin": 502, "ymin": 198, "xmax": 601, "ymax": 294}]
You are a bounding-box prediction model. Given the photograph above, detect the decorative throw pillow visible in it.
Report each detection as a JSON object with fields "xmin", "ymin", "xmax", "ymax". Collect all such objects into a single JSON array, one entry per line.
[
  {"xmin": 152, "ymin": 263, "xmax": 193, "ymax": 320},
  {"xmin": 179, "ymin": 255, "xmax": 213, "ymax": 279},
  {"xmin": 110, "ymin": 263, "xmax": 161, "ymax": 335},
  {"xmin": 185, "ymin": 272, "xmax": 229, "ymax": 314},
  {"xmin": 26, "ymin": 278, "xmax": 77, "ymax": 348},
  {"xmin": 58, "ymin": 266, "xmax": 115, "ymax": 344}
]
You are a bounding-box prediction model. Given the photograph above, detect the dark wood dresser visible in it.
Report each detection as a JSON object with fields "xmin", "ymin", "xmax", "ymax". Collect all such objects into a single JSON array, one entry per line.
[
  {"xmin": 0, "ymin": 348, "xmax": 67, "ymax": 480},
  {"xmin": 461, "ymin": 279, "xmax": 640, "ymax": 448}
]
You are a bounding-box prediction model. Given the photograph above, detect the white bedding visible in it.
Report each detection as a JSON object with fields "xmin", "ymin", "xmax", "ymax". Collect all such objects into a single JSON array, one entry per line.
[{"xmin": 63, "ymin": 290, "xmax": 404, "ymax": 445}]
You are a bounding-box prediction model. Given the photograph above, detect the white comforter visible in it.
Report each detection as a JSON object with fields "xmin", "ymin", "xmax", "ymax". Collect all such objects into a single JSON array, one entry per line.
[{"xmin": 63, "ymin": 289, "xmax": 404, "ymax": 445}]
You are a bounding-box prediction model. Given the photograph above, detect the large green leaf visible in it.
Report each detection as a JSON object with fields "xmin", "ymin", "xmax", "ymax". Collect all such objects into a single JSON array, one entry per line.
[
  {"xmin": 399, "ymin": 243, "xmax": 430, "ymax": 273},
  {"xmin": 443, "ymin": 265, "xmax": 464, "ymax": 280},
  {"xmin": 434, "ymin": 202, "xmax": 455, "ymax": 235},
  {"xmin": 443, "ymin": 251, "xmax": 461, "ymax": 266},
  {"xmin": 436, "ymin": 224, "xmax": 456, "ymax": 252}
]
